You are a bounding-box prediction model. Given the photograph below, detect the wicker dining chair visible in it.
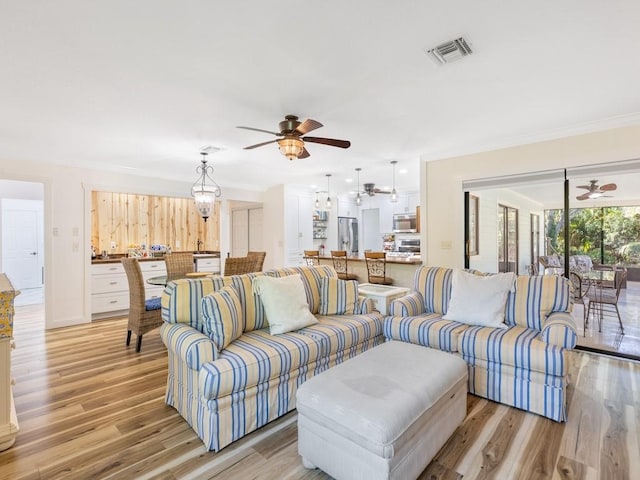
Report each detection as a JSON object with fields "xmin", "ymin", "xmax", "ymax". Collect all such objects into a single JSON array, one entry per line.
[
  {"xmin": 364, "ymin": 251, "xmax": 393, "ymax": 285},
  {"xmin": 224, "ymin": 256, "xmax": 258, "ymax": 276},
  {"xmin": 247, "ymin": 251, "xmax": 266, "ymax": 272},
  {"xmin": 121, "ymin": 258, "xmax": 163, "ymax": 352},
  {"xmin": 331, "ymin": 250, "xmax": 358, "ymax": 280},
  {"xmin": 164, "ymin": 252, "xmax": 195, "ymax": 281},
  {"xmin": 303, "ymin": 250, "xmax": 320, "ymax": 266}
]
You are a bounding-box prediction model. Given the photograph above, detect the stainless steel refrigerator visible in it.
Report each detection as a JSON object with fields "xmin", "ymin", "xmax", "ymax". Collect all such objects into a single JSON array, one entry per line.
[{"xmin": 338, "ymin": 217, "xmax": 359, "ymax": 255}]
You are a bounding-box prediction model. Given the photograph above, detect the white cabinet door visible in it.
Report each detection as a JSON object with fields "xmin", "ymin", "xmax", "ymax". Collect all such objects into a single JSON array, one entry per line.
[{"xmin": 248, "ymin": 208, "xmax": 263, "ymax": 251}]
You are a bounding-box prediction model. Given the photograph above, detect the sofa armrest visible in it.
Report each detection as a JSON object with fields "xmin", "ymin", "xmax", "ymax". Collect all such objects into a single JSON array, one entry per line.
[
  {"xmin": 160, "ymin": 322, "xmax": 218, "ymax": 370},
  {"xmin": 389, "ymin": 291, "xmax": 425, "ymax": 317},
  {"xmin": 539, "ymin": 312, "xmax": 577, "ymax": 349},
  {"xmin": 358, "ymin": 296, "xmax": 376, "ymax": 314}
]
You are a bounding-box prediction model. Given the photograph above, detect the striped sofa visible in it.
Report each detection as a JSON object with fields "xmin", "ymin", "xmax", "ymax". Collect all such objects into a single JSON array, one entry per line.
[
  {"xmin": 160, "ymin": 265, "xmax": 384, "ymax": 451},
  {"xmin": 385, "ymin": 266, "xmax": 577, "ymax": 422}
]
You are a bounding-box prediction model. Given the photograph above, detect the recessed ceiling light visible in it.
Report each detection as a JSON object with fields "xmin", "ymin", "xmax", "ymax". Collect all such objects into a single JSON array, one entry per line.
[
  {"xmin": 345, "ymin": 178, "xmax": 353, "ymax": 183},
  {"xmin": 399, "ymin": 168, "xmax": 408, "ymax": 174}
]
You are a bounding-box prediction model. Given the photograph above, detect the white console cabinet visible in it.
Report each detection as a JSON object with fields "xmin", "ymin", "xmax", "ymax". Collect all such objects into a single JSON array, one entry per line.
[
  {"xmin": 91, "ymin": 260, "xmax": 167, "ymax": 319},
  {"xmin": 0, "ymin": 274, "xmax": 19, "ymax": 451}
]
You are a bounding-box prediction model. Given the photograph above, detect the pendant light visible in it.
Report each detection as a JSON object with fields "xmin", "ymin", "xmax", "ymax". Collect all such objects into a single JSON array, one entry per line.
[
  {"xmin": 355, "ymin": 167, "xmax": 362, "ymax": 206},
  {"xmin": 314, "ymin": 192, "xmax": 320, "ymax": 209},
  {"xmin": 325, "ymin": 174, "xmax": 332, "ymax": 210},
  {"xmin": 390, "ymin": 160, "xmax": 398, "ymax": 203},
  {"xmin": 191, "ymin": 152, "xmax": 222, "ymax": 221}
]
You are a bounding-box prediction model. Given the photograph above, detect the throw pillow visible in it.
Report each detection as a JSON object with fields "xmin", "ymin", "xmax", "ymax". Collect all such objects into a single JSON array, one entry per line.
[
  {"xmin": 443, "ymin": 269, "xmax": 516, "ymax": 328},
  {"xmin": 252, "ymin": 274, "xmax": 318, "ymax": 335},
  {"xmin": 202, "ymin": 285, "xmax": 244, "ymax": 351},
  {"xmin": 319, "ymin": 277, "xmax": 358, "ymax": 315}
]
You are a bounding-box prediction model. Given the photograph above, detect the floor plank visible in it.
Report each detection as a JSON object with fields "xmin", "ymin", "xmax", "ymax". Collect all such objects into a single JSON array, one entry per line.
[{"xmin": 1, "ymin": 304, "xmax": 639, "ymax": 479}]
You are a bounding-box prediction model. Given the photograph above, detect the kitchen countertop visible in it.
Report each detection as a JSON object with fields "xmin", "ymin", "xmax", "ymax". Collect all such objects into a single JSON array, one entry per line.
[
  {"xmin": 91, "ymin": 251, "xmax": 220, "ymax": 264},
  {"xmin": 319, "ymin": 255, "xmax": 422, "ymax": 265}
]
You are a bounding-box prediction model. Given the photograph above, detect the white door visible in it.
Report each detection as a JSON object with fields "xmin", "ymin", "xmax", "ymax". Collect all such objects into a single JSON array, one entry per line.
[
  {"xmin": 362, "ymin": 208, "xmax": 381, "ymax": 252},
  {"xmin": 248, "ymin": 207, "xmax": 263, "ymax": 251},
  {"xmin": 231, "ymin": 209, "xmax": 249, "ymax": 257},
  {"xmin": 2, "ymin": 199, "xmax": 44, "ymax": 289}
]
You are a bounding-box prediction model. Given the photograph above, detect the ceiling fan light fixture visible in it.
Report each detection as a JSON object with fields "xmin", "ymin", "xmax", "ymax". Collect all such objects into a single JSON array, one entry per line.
[
  {"xmin": 191, "ymin": 152, "xmax": 221, "ymax": 222},
  {"xmin": 277, "ymin": 137, "xmax": 304, "ymax": 160}
]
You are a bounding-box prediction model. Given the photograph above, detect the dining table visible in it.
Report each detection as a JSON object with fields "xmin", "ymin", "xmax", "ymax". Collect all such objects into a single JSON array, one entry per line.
[{"xmin": 146, "ymin": 271, "xmax": 214, "ymax": 286}]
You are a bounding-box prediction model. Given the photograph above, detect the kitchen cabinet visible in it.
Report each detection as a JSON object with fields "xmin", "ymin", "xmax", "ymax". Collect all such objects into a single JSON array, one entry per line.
[
  {"xmin": 91, "ymin": 260, "xmax": 166, "ymax": 318},
  {"xmin": 285, "ymin": 192, "xmax": 313, "ymax": 266},
  {"xmin": 195, "ymin": 256, "xmax": 221, "ymax": 274},
  {"xmin": 0, "ymin": 274, "xmax": 19, "ymax": 451}
]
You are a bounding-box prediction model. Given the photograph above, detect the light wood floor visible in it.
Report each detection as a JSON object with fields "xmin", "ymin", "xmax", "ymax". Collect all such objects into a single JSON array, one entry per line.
[{"xmin": 1, "ymin": 304, "xmax": 639, "ymax": 480}]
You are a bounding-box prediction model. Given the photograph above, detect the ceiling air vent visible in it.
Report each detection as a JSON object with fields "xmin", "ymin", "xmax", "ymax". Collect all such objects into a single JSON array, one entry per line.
[{"xmin": 426, "ymin": 36, "xmax": 473, "ymax": 65}]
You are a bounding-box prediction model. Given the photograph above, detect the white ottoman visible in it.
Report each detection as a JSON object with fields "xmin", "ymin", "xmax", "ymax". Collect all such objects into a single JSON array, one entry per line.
[{"xmin": 297, "ymin": 341, "xmax": 467, "ymax": 480}]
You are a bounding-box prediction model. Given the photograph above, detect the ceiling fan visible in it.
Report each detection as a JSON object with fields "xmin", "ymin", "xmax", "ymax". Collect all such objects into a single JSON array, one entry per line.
[
  {"xmin": 576, "ymin": 179, "xmax": 617, "ymax": 200},
  {"xmin": 237, "ymin": 114, "xmax": 351, "ymax": 160},
  {"xmin": 363, "ymin": 183, "xmax": 391, "ymax": 196}
]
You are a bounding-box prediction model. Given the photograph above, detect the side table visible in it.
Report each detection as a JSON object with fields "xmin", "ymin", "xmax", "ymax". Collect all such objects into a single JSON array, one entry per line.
[{"xmin": 358, "ymin": 283, "xmax": 410, "ymax": 315}]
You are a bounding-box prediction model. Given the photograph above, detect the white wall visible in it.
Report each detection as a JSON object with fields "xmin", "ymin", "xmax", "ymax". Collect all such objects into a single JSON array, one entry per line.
[
  {"xmin": 423, "ymin": 124, "xmax": 640, "ymax": 268},
  {"xmin": 0, "ymin": 157, "xmax": 262, "ymax": 329},
  {"xmin": 468, "ymin": 188, "xmax": 543, "ymax": 273}
]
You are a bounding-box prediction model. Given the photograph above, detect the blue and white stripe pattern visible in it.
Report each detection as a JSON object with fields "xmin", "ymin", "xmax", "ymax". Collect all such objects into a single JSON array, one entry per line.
[
  {"xmin": 383, "ymin": 265, "xmax": 577, "ymax": 423},
  {"xmin": 160, "ymin": 265, "xmax": 385, "ymax": 451}
]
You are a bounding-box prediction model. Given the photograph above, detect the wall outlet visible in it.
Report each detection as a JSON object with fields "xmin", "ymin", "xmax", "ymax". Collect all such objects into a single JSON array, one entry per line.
[
  {"xmin": 175, "ymin": 240, "xmax": 181, "ymax": 248},
  {"xmin": 441, "ymin": 240, "xmax": 453, "ymax": 250},
  {"xmin": 110, "ymin": 241, "xmax": 117, "ymax": 250}
]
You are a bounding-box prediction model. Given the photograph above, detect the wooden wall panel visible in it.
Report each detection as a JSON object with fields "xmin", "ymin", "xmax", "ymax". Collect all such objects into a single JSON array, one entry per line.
[{"xmin": 91, "ymin": 191, "xmax": 220, "ymax": 254}]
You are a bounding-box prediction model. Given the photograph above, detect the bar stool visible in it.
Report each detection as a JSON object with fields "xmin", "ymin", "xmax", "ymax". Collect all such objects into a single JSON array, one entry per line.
[
  {"xmin": 330, "ymin": 250, "xmax": 358, "ymax": 280},
  {"xmin": 364, "ymin": 251, "xmax": 393, "ymax": 285},
  {"xmin": 303, "ymin": 250, "xmax": 320, "ymax": 266}
]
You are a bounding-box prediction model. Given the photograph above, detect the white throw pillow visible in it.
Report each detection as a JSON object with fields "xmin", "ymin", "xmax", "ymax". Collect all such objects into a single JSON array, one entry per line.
[
  {"xmin": 443, "ymin": 269, "xmax": 516, "ymax": 328},
  {"xmin": 252, "ymin": 274, "xmax": 318, "ymax": 335}
]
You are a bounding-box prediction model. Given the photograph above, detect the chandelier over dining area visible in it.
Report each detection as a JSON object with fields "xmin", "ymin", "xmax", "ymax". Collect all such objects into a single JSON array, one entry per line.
[{"xmin": 191, "ymin": 152, "xmax": 221, "ymax": 222}]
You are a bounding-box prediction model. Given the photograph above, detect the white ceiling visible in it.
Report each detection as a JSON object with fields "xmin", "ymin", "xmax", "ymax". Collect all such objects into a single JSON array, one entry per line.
[{"xmin": 2, "ymin": 1, "xmax": 640, "ymax": 197}]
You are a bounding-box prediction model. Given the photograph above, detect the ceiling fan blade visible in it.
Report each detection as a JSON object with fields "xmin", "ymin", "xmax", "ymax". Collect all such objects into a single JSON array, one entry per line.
[
  {"xmin": 600, "ymin": 183, "xmax": 617, "ymax": 191},
  {"xmin": 243, "ymin": 139, "xmax": 279, "ymax": 150},
  {"xmin": 298, "ymin": 147, "xmax": 310, "ymax": 159},
  {"xmin": 295, "ymin": 118, "xmax": 323, "ymax": 135},
  {"xmin": 576, "ymin": 192, "xmax": 592, "ymax": 201},
  {"xmin": 374, "ymin": 189, "xmax": 391, "ymax": 194},
  {"xmin": 237, "ymin": 126, "xmax": 282, "ymax": 136},
  {"xmin": 576, "ymin": 185, "xmax": 592, "ymax": 190},
  {"xmin": 302, "ymin": 136, "xmax": 351, "ymax": 149}
]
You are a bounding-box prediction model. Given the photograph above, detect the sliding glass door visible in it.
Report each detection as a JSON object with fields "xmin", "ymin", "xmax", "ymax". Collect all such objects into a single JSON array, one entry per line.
[{"xmin": 498, "ymin": 204, "xmax": 518, "ymax": 273}]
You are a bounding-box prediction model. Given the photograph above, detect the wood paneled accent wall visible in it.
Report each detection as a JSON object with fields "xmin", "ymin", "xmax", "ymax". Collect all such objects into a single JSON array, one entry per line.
[{"xmin": 91, "ymin": 191, "xmax": 220, "ymax": 253}]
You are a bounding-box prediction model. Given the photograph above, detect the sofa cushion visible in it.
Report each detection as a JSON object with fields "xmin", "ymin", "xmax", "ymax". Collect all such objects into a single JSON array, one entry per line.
[
  {"xmin": 268, "ymin": 265, "xmax": 337, "ymax": 314},
  {"xmin": 443, "ymin": 270, "xmax": 515, "ymax": 328},
  {"xmin": 202, "ymin": 285, "xmax": 244, "ymax": 352},
  {"xmin": 318, "ymin": 278, "xmax": 358, "ymax": 315},
  {"xmin": 298, "ymin": 312, "xmax": 384, "ymax": 356},
  {"xmin": 198, "ymin": 328, "xmax": 324, "ymax": 399},
  {"xmin": 253, "ymin": 274, "xmax": 318, "ymax": 335},
  {"xmin": 383, "ymin": 313, "xmax": 468, "ymax": 353},
  {"xmin": 458, "ymin": 325, "xmax": 568, "ymax": 376},
  {"xmin": 228, "ymin": 273, "xmax": 269, "ymax": 331},
  {"xmin": 504, "ymin": 275, "xmax": 571, "ymax": 330},
  {"xmin": 413, "ymin": 266, "xmax": 453, "ymax": 314}
]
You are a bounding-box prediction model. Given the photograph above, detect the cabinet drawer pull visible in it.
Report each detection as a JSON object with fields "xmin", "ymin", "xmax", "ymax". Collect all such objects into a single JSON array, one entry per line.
[
  {"xmin": 109, "ymin": 267, "xmax": 118, "ymax": 271},
  {"xmin": 150, "ymin": 264, "xmax": 158, "ymax": 268},
  {"xmin": 109, "ymin": 300, "xmax": 119, "ymax": 304},
  {"xmin": 109, "ymin": 281, "xmax": 118, "ymax": 285}
]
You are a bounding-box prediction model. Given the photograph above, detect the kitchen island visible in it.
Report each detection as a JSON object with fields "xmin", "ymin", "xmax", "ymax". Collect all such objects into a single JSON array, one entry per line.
[{"xmin": 316, "ymin": 254, "xmax": 422, "ymax": 289}]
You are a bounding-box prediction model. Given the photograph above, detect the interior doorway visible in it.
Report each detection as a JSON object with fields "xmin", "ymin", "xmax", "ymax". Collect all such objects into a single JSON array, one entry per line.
[
  {"xmin": 0, "ymin": 180, "xmax": 45, "ymax": 307},
  {"xmin": 231, "ymin": 205, "xmax": 263, "ymax": 257}
]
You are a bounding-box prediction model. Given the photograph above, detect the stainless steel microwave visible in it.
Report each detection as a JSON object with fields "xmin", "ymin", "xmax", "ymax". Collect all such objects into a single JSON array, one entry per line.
[{"xmin": 393, "ymin": 214, "xmax": 417, "ymax": 233}]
